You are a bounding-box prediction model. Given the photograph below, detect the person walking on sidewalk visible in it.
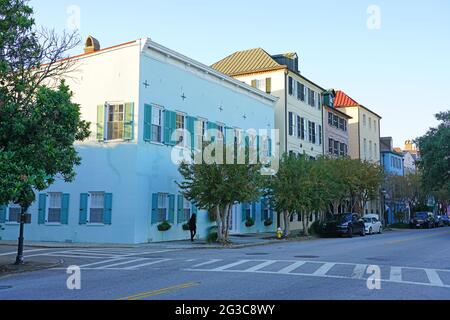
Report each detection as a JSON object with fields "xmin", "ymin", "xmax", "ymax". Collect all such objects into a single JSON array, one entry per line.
[{"xmin": 189, "ymin": 214, "xmax": 197, "ymax": 242}]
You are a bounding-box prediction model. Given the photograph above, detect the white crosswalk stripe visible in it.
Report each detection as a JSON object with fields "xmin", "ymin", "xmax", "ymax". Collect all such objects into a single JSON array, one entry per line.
[
  {"xmin": 123, "ymin": 259, "xmax": 171, "ymax": 270},
  {"xmin": 185, "ymin": 259, "xmax": 450, "ymax": 289}
]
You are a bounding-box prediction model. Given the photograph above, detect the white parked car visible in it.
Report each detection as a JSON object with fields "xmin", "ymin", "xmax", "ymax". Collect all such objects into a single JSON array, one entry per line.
[{"xmin": 363, "ymin": 214, "xmax": 383, "ymax": 235}]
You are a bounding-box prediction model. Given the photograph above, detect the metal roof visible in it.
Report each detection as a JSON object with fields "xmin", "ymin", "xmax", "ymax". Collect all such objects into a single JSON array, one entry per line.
[{"xmin": 211, "ymin": 48, "xmax": 285, "ymax": 76}]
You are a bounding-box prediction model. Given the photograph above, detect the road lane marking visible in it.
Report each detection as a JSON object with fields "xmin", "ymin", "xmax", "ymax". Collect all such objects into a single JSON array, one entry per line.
[
  {"xmin": 117, "ymin": 282, "xmax": 201, "ymax": 300},
  {"xmin": 79, "ymin": 258, "xmax": 128, "ymax": 268},
  {"xmin": 244, "ymin": 260, "xmax": 277, "ymax": 272},
  {"xmin": 96, "ymin": 258, "xmax": 147, "ymax": 269},
  {"xmin": 0, "ymin": 249, "xmax": 48, "ymax": 256},
  {"xmin": 211, "ymin": 260, "xmax": 250, "ymax": 271},
  {"xmin": 123, "ymin": 259, "xmax": 171, "ymax": 270},
  {"xmin": 313, "ymin": 263, "xmax": 335, "ymax": 276},
  {"xmin": 277, "ymin": 261, "xmax": 306, "ymax": 274},
  {"xmin": 351, "ymin": 264, "xmax": 367, "ymax": 279},
  {"xmin": 390, "ymin": 267, "xmax": 402, "ymax": 282},
  {"xmin": 424, "ymin": 269, "xmax": 444, "ymax": 287},
  {"xmin": 192, "ymin": 259, "xmax": 222, "ymax": 268}
]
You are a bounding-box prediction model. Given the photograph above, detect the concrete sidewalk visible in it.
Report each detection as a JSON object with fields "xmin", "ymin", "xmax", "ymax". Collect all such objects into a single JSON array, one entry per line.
[{"xmin": 0, "ymin": 232, "xmax": 281, "ymax": 250}]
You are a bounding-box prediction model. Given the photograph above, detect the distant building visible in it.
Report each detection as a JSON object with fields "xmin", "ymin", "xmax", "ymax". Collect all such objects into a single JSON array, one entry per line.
[
  {"xmin": 323, "ymin": 90, "xmax": 351, "ymax": 157},
  {"xmin": 381, "ymin": 137, "xmax": 405, "ymax": 176},
  {"xmin": 395, "ymin": 140, "xmax": 419, "ymax": 174}
]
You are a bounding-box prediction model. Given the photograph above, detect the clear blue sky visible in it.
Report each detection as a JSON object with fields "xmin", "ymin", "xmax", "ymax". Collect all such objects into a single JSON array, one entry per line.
[{"xmin": 31, "ymin": 0, "xmax": 450, "ymax": 147}]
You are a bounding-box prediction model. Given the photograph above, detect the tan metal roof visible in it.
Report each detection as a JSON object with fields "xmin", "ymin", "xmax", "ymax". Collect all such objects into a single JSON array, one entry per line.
[{"xmin": 211, "ymin": 48, "xmax": 285, "ymax": 76}]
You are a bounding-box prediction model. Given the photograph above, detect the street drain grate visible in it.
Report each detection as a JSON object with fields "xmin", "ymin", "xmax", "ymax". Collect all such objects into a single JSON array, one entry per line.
[
  {"xmin": 0, "ymin": 286, "xmax": 13, "ymax": 290},
  {"xmin": 246, "ymin": 253, "xmax": 270, "ymax": 256},
  {"xmin": 295, "ymin": 255, "xmax": 320, "ymax": 259}
]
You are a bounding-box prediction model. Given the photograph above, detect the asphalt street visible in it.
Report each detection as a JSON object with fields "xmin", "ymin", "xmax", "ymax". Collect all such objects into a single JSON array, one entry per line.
[{"xmin": 1, "ymin": 227, "xmax": 450, "ymax": 300}]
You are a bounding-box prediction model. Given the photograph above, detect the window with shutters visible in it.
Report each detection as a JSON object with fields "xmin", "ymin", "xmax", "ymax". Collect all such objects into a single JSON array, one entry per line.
[
  {"xmin": 288, "ymin": 112, "xmax": 294, "ymax": 136},
  {"xmin": 7, "ymin": 203, "xmax": 21, "ymax": 224},
  {"xmin": 106, "ymin": 104, "xmax": 124, "ymax": 140},
  {"xmin": 363, "ymin": 114, "xmax": 367, "ymax": 127},
  {"xmin": 369, "ymin": 141, "xmax": 373, "ymax": 160},
  {"xmin": 333, "ymin": 114, "xmax": 339, "ymax": 128},
  {"xmin": 183, "ymin": 198, "xmax": 191, "ymax": 222},
  {"xmin": 308, "ymin": 121, "xmax": 313, "ymax": 142},
  {"xmin": 157, "ymin": 193, "xmax": 168, "ymax": 223},
  {"xmin": 328, "ymin": 112, "xmax": 333, "ymax": 125},
  {"xmin": 47, "ymin": 192, "xmax": 62, "ymax": 224},
  {"xmin": 89, "ymin": 192, "xmax": 104, "ymax": 224},
  {"xmin": 369, "ymin": 117, "xmax": 372, "ymax": 130},
  {"xmin": 311, "ymin": 122, "xmax": 316, "ymax": 144},
  {"xmin": 333, "ymin": 140, "xmax": 339, "ymax": 155},
  {"xmin": 288, "ymin": 77, "xmax": 293, "ymax": 95},
  {"xmin": 296, "ymin": 116, "xmax": 301, "ymax": 139},
  {"xmin": 363, "ymin": 139, "xmax": 367, "ymax": 160},
  {"xmin": 151, "ymin": 106, "xmax": 163, "ymax": 143},
  {"xmin": 340, "ymin": 143, "xmax": 346, "ymax": 156},
  {"xmin": 175, "ymin": 113, "xmax": 186, "ymax": 144},
  {"xmin": 328, "ymin": 138, "xmax": 334, "ymax": 154},
  {"xmin": 300, "ymin": 118, "xmax": 306, "ymax": 140}
]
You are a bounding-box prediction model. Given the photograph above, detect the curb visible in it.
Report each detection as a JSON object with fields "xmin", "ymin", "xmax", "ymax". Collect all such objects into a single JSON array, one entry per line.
[{"xmin": 0, "ymin": 259, "xmax": 64, "ymax": 279}]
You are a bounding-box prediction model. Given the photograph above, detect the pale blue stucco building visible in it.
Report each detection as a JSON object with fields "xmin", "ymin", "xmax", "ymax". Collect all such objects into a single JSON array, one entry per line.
[{"xmin": 0, "ymin": 37, "xmax": 278, "ymax": 244}]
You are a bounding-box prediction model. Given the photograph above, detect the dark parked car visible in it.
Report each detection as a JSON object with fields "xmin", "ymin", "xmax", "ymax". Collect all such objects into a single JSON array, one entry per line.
[
  {"xmin": 410, "ymin": 212, "xmax": 435, "ymax": 229},
  {"xmin": 440, "ymin": 215, "xmax": 450, "ymax": 226},
  {"xmin": 434, "ymin": 215, "xmax": 446, "ymax": 228},
  {"xmin": 321, "ymin": 213, "xmax": 366, "ymax": 238}
]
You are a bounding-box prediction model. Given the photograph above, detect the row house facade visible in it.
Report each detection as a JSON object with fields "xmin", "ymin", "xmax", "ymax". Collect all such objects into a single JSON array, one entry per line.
[
  {"xmin": 212, "ymin": 48, "xmax": 325, "ymax": 233},
  {"xmin": 0, "ymin": 37, "xmax": 278, "ymax": 244},
  {"xmin": 334, "ymin": 90, "xmax": 382, "ymax": 215},
  {"xmin": 322, "ymin": 90, "xmax": 351, "ymax": 157}
]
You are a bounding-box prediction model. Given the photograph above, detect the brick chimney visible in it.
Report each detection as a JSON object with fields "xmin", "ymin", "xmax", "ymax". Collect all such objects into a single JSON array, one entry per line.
[{"xmin": 84, "ymin": 36, "xmax": 100, "ymax": 54}]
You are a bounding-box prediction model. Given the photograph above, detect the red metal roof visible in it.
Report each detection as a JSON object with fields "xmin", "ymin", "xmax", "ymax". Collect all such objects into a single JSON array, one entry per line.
[{"xmin": 334, "ymin": 90, "xmax": 359, "ymax": 107}]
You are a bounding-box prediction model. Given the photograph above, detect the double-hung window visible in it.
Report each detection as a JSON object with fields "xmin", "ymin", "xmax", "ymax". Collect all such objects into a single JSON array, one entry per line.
[
  {"xmin": 107, "ymin": 104, "xmax": 124, "ymax": 140},
  {"xmin": 318, "ymin": 125, "xmax": 322, "ymax": 145},
  {"xmin": 288, "ymin": 112, "xmax": 294, "ymax": 136},
  {"xmin": 151, "ymin": 106, "xmax": 163, "ymax": 143},
  {"xmin": 296, "ymin": 116, "xmax": 301, "ymax": 139},
  {"xmin": 300, "ymin": 118, "xmax": 306, "ymax": 140},
  {"xmin": 47, "ymin": 192, "xmax": 62, "ymax": 224},
  {"xmin": 328, "ymin": 139, "xmax": 334, "ymax": 154},
  {"xmin": 333, "ymin": 140, "xmax": 339, "ymax": 155},
  {"xmin": 328, "ymin": 112, "xmax": 333, "ymax": 126},
  {"xmin": 369, "ymin": 117, "xmax": 372, "ymax": 130},
  {"xmin": 157, "ymin": 193, "xmax": 168, "ymax": 223},
  {"xmin": 311, "ymin": 122, "xmax": 316, "ymax": 144},
  {"xmin": 89, "ymin": 192, "xmax": 105, "ymax": 224},
  {"xmin": 7, "ymin": 203, "xmax": 21, "ymax": 224},
  {"xmin": 175, "ymin": 113, "xmax": 186, "ymax": 144},
  {"xmin": 183, "ymin": 199, "xmax": 191, "ymax": 222},
  {"xmin": 340, "ymin": 143, "xmax": 346, "ymax": 157},
  {"xmin": 333, "ymin": 115, "xmax": 339, "ymax": 128},
  {"xmin": 288, "ymin": 77, "xmax": 294, "ymax": 95}
]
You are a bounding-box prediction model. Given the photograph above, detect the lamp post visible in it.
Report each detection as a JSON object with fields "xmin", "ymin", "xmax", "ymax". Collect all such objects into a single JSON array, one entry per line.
[{"xmin": 381, "ymin": 189, "xmax": 388, "ymax": 227}]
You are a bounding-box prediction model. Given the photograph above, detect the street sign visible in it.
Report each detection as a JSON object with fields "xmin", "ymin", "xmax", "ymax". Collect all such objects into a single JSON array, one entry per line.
[{"xmin": 20, "ymin": 214, "xmax": 32, "ymax": 224}]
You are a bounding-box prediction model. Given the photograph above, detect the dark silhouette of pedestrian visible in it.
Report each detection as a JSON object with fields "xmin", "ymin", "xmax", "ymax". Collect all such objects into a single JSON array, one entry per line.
[{"xmin": 189, "ymin": 214, "xmax": 197, "ymax": 242}]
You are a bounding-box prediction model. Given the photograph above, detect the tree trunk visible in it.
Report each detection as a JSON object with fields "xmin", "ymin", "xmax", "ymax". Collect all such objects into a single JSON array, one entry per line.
[
  {"xmin": 215, "ymin": 206, "xmax": 224, "ymax": 243},
  {"xmin": 222, "ymin": 204, "xmax": 231, "ymax": 242},
  {"xmin": 302, "ymin": 212, "xmax": 309, "ymax": 236},
  {"xmin": 283, "ymin": 211, "xmax": 290, "ymax": 237}
]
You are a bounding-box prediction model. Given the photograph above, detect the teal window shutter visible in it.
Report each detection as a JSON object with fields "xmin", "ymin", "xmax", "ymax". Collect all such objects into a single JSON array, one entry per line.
[
  {"xmin": 0, "ymin": 205, "xmax": 6, "ymax": 224},
  {"xmin": 144, "ymin": 104, "xmax": 152, "ymax": 142},
  {"xmin": 261, "ymin": 199, "xmax": 267, "ymax": 221},
  {"xmin": 269, "ymin": 206, "xmax": 274, "ymax": 221},
  {"xmin": 168, "ymin": 194, "xmax": 175, "ymax": 223},
  {"xmin": 164, "ymin": 110, "xmax": 176, "ymax": 146},
  {"xmin": 79, "ymin": 193, "xmax": 88, "ymax": 225},
  {"xmin": 151, "ymin": 193, "xmax": 158, "ymax": 224},
  {"xmin": 252, "ymin": 202, "xmax": 257, "ymax": 220},
  {"xmin": 242, "ymin": 203, "xmax": 247, "ymax": 222},
  {"xmin": 61, "ymin": 194, "xmax": 70, "ymax": 225},
  {"xmin": 97, "ymin": 104, "xmax": 105, "ymax": 141},
  {"xmin": 186, "ymin": 116, "xmax": 196, "ymax": 150},
  {"xmin": 103, "ymin": 193, "xmax": 113, "ymax": 225},
  {"xmin": 38, "ymin": 194, "xmax": 46, "ymax": 225},
  {"xmin": 124, "ymin": 102, "xmax": 134, "ymax": 141},
  {"xmin": 177, "ymin": 194, "xmax": 184, "ymax": 224}
]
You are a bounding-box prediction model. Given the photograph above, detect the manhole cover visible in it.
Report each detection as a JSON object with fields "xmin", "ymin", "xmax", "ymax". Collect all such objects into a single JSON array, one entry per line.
[
  {"xmin": 246, "ymin": 253, "xmax": 269, "ymax": 256},
  {"xmin": 295, "ymin": 255, "xmax": 320, "ymax": 259},
  {"xmin": 0, "ymin": 286, "xmax": 12, "ymax": 290}
]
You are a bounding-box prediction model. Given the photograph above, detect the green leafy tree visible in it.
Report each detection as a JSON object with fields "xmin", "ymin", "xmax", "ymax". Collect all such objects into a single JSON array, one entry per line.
[
  {"xmin": 416, "ymin": 111, "xmax": 450, "ymax": 195},
  {"xmin": 0, "ymin": 0, "xmax": 89, "ymax": 263},
  {"xmin": 178, "ymin": 142, "xmax": 263, "ymax": 244}
]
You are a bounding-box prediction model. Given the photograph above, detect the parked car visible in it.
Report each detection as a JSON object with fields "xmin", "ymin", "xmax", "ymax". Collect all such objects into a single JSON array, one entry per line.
[
  {"xmin": 321, "ymin": 213, "xmax": 366, "ymax": 238},
  {"xmin": 409, "ymin": 212, "xmax": 435, "ymax": 229},
  {"xmin": 363, "ymin": 214, "xmax": 383, "ymax": 235},
  {"xmin": 440, "ymin": 215, "xmax": 450, "ymax": 226},
  {"xmin": 434, "ymin": 215, "xmax": 445, "ymax": 228}
]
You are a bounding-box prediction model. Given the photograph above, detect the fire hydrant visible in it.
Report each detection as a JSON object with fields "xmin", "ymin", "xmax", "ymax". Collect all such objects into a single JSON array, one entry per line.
[{"xmin": 276, "ymin": 228, "xmax": 283, "ymax": 239}]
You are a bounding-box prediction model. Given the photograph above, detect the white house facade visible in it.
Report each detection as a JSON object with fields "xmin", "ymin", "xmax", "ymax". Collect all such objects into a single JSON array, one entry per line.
[{"xmin": 0, "ymin": 37, "xmax": 277, "ymax": 244}]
